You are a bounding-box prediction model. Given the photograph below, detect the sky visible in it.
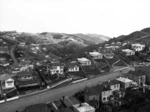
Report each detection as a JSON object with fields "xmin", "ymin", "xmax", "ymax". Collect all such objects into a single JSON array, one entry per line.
[{"xmin": 0, "ymin": 0, "xmax": 150, "ymax": 37}]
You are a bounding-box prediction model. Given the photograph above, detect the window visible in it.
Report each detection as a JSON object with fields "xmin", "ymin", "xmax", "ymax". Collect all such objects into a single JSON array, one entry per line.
[{"xmin": 103, "ymin": 97, "xmax": 106, "ymax": 101}]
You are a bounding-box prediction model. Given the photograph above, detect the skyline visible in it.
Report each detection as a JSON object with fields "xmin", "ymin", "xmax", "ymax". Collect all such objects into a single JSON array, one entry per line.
[{"xmin": 0, "ymin": 0, "xmax": 150, "ymax": 37}]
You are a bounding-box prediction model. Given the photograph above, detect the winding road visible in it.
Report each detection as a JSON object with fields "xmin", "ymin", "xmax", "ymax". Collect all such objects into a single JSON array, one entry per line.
[{"xmin": 0, "ymin": 66, "xmax": 132, "ymax": 112}]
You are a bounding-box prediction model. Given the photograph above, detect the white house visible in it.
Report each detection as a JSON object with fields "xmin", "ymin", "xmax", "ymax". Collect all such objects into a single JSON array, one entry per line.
[
  {"xmin": 19, "ymin": 42, "xmax": 26, "ymax": 47},
  {"xmin": 131, "ymin": 43, "xmax": 145, "ymax": 52},
  {"xmin": 122, "ymin": 49, "xmax": 135, "ymax": 56},
  {"xmin": 77, "ymin": 58, "xmax": 91, "ymax": 66},
  {"xmin": 67, "ymin": 63, "xmax": 80, "ymax": 72},
  {"xmin": 109, "ymin": 80, "xmax": 120, "ymax": 91},
  {"xmin": 101, "ymin": 87, "xmax": 112, "ymax": 103},
  {"xmin": 73, "ymin": 102, "xmax": 95, "ymax": 112},
  {"xmin": 89, "ymin": 51, "xmax": 103, "ymax": 59},
  {"xmin": 117, "ymin": 77, "xmax": 133, "ymax": 89},
  {"xmin": 0, "ymin": 74, "xmax": 15, "ymax": 90},
  {"xmin": 50, "ymin": 63, "xmax": 65, "ymax": 75},
  {"xmin": 104, "ymin": 53, "xmax": 114, "ymax": 59}
]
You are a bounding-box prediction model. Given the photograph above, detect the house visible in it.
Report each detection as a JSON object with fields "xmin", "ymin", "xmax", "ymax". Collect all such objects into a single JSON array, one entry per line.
[
  {"xmin": 89, "ymin": 51, "xmax": 103, "ymax": 59},
  {"xmin": 116, "ymin": 42, "xmax": 122, "ymax": 46},
  {"xmin": 15, "ymin": 70, "xmax": 41, "ymax": 88},
  {"xmin": 18, "ymin": 42, "xmax": 26, "ymax": 47},
  {"xmin": 108, "ymin": 80, "xmax": 120, "ymax": 91},
  {"xmin": 117, "ymin": 77, "xmax": 133, "ymax": 89},
  {"xmin": 105, "ymin": 46, "xmax": 116, "ymax": 51},
  {"xmin": 131, "ymin": 43, "xmax": 145, "ymax": 52},
  {"xmin": 49, "ymin": 63, "xmax": 65, "ymax": 75},
  {"xmin": 127, "ymin": 71, "xmax": 146, "ymax": 87},
  {"xmin": 104, "ymin": 53, "xmax": 114, "ymax": 59},
  {"xmin": 0, "ymin": 58, "xmax": 9, "ymax": 67},
  {"xmin": 0, "ymin": 74, "xmax": 15, "ymax": 90},
  {"xmin": 73, "ymin": 102, "xmax": 95, "ymax": 112},
  {"xmin": 67, "ymin": 62, "xmax": 80, "ymax": 72},
  {"xmin": 122, "ymin": 49, "xmax": 135, "ymax": 56},
  {"xmin": 77, "ymin": 58, "xmax": 91, "ymax": 66}
]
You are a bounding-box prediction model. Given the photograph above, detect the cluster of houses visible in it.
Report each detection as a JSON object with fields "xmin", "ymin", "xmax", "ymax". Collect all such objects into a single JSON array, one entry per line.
[
  {"xmin": 20, "ymin": 69, "xmax": 148, "ymax": 112},
  {"xmin": 22, "ymin": 96, "xmax": 95, "ymax": 112}
]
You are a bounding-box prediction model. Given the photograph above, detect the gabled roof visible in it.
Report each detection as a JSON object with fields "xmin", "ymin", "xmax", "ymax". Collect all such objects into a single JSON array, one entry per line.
[
  {"xmin": 51, "ymin": 63, "xmax": 65, "ymax": 67},
  {"xmin": 77, "ymin": 57, "xmax": 90, "ymax": 62},
  {"xmin": 66, "ymin": 62, "xmax": 79, "ymax": 68},
  {"xmin": 0, "ymin": 74, "xmax": 12, "ymax": 81},
  {"xmin": 89, "ymin": 51, "xmax": 102, "ymax": 57}
]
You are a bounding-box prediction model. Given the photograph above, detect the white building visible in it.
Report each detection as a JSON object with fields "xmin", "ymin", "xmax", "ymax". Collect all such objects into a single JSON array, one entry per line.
[
  {"xmin": 122, "ymin": 49, "xmax": 135, "ymax": 56},
  {"xmin": 89, "ymin": 51, "xmax": 103, "ymax": 59},
  {"xmin": 77, "ymin": 58, "xmax": 91, "ymax": 66},
  {"xmin": 50, "ymin": 63, "xmax": 65, "ymax": 75},
  {"xmin": 0, "ymin": 74, "xmax": 15, "ymax": 90},
  {"xmin": 131, "ymin": 43, "xmax": 145, "ymax": 52},
  {"xmin": 73, "ymin": 102, "xmax": 95, "ymax": 112},
  {"xmin": 67, "ymin": 63, "xmax": 80, "ymax": 72},
  {"xmin": 104, "ymin": 53, "xmax": 114, "ymax": 59},
  {"xmin": 117, "ymin": 77, "xmax": 133, "ymax": 89}
]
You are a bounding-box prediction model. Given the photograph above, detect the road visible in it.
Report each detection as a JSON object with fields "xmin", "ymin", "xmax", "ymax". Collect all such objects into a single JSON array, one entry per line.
[{"xmin": 0, "ymin": 66, "xmax": 132, "ymax": 112}]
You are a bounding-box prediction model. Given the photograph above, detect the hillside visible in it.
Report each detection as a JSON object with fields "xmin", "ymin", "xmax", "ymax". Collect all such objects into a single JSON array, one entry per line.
[
  {"xmin": 108, "ymin": 27, "xmax": 150, "ymax": 44},
  {"xmin": 0, "ymin": 31, "xmax": 110, "ymax": 62}
]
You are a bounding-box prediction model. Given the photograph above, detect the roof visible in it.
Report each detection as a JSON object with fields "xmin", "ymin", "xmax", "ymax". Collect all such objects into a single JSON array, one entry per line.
[
  {"xmin": 66, "ymin": 63, "xmax": 79, "ymax": 68},
  {"xmin": 25, "ymin": 103, "xmax": 50, "ymax": 112},
  {"xmin": 0, "ymin": 74, "xmax": 12, "ymax": 81},
  {"xmin": 15, "ymin": 79, "xmax": 40, "ymax": 88},
  {"xmin": 77, "ymin": 58, "xmax": 90, "ymax": 62},
  {"xmin": 89, "ymin": 51, "xmax": 102, "ymax": 57},
  {"xmin": 109, "ymin": 79, "xmax": 120, "ymax": 85},
  {"xmin": 117, "ymin": 77, "xmax": 133, "ymax": 83},
  {"xmin": 132, "ymin": 43, "xmax": 145, "ymax": 46},
  {"xmin": 122, "ymin": 49, "xmax": 135, "ymax": 53},
  {"xmin": 73, "ymin": 103, "xmax": 95, "ymax": 112},
  {"xmin": 51, "ymin": 63, "xmax": 65, "ymax": 67},
  {"xmin": 16, "ymin": 70, "xmax": 33, "ymax": 77}
]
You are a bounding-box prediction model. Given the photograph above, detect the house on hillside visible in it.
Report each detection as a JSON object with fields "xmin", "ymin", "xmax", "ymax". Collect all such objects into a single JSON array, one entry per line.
[
  {"xmin": 66, "ymin": 62, "xmax": 80, "ymax": 72},
  {"xmin": 77, "ymin": 57, "xmax": 91, "ymax": 66},
  {"xmin": 117, "ymin": 77, "xmax": 133, "ymax": 89},
  {"xmin": 104, "ymin": 52, "xmax": 114, "ymax": 59},
  {"xmin": 15, "ymin": 70, "xmax": 41, "ymax": 88},
  {"xmin": 122, "ymin": 49, "xmax": 135, "ymax": 56},
  {"xmin": 18, "ymin": 42, "xmax": 26, "ymax": 47},
  {"xmin": 0, "ymin": 57, "xmax": 9, "ymax": 67},
  {"xmin": 116, "ymin": 41, "xmax": 122, "ymax": 46},
  {"xmin": 105, "ymin": 46, "xmax": 116, "ymax": 51},
  {"xmin": 49, "ymin": 63, "xmax": 65, "ymax": 75},
  {"xmin": 131, "ymin": 43, "xmax": 145, "ymax": 52},
  {"xmin": 0, "ymin": 74, "xmax": 15, "ymax": 90},
  {"xmin": 89, "ymin": 51, "xmax": 103, "ymax": 59}
]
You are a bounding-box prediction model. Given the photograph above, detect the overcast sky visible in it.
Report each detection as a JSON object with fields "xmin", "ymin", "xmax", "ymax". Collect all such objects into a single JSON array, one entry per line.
[{"xmin": 0, "ymin": 0, "xmax": 150, "ymax": 37}]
